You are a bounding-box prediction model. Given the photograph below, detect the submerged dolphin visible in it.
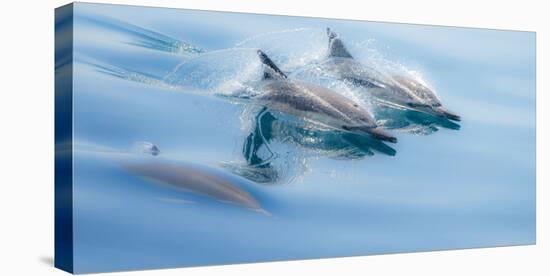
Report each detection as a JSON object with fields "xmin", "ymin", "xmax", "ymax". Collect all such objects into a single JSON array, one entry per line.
[
  {"xmin": 253, "ymin": 50, "xmax": 397, "ymax": 143},
  {"xmin": 324, "ymin": 28, "xmax": 460, "ymax": 121},
  {"xmin": 117, "ymin": 154, "xmax": 266, "ymax": 214}
]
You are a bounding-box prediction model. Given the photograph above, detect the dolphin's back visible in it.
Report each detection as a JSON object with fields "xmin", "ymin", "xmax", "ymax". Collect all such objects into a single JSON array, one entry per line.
[
  {"xmin": 392, "ymin": 75, "xmax": 442, "ymax": 107},
  {"xmin": 326, "ymin": 59, "xmax": 408, "ymax": 98},
  {"xmin": 326, "ymin": 58, "xmax": 390, "ymax": 88}
]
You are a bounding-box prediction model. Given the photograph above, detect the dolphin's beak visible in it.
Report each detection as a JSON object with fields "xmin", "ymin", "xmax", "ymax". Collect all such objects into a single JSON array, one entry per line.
[
  {"xmin": 342, "ymin": 125, "xmax": 397, "ymax": 143},
  {"xmin": 368, "ymin": 127, "xmax": 398, "ymax": 143},
  {"xmin": 435, "ymin": 107, "xmax": 461, "ymax": 121}
]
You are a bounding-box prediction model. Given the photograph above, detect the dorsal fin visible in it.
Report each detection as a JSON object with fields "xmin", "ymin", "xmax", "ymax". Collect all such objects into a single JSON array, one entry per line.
[
  {"xmin": 257, "ymin": 50, "xmax": 287, "ymax": 80},
  {"xmin": 326, "ymin": 28, "xmax": 353, "ymax": 59}
]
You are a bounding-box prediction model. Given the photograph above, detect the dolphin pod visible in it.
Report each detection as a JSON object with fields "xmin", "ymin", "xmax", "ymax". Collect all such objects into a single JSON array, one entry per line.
[
  {"xmin": 253, "ymin": 50, "xmax": 397, "ymax": 143},
  {"xmin": 105, "ymin": 28, "xmax": 462, "ymax": 212},
  {"xmin": 324, "ymin": 28, "xmax": 460, "ymax": 122}
]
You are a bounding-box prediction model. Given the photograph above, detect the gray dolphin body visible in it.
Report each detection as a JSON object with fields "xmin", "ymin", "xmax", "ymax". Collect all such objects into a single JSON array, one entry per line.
[
  {"xmin": 118, "ymin": 154, "xmax": 265, "ymax": 213},
  {"xmin": 254, "ymin": 50, "xmax": 397, "ymax": 143},
  {"xmin": 324, "ymin": 28, "xmax": 460, "ymax": 121}
]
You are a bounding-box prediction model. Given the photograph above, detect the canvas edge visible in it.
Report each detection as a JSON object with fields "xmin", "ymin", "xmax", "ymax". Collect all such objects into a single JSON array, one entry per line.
[{"xmin": 55, "ymin": 2, "xmax": 75, "ymax": 274}]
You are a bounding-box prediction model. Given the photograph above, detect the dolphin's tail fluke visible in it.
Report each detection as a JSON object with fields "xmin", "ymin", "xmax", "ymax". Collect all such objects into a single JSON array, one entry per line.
[{"xmin": 257, "ymin": 50, "xmax": 287, "ymax": 80}]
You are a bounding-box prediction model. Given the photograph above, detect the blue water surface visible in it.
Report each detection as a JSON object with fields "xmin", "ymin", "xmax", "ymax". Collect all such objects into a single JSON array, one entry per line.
[{"xmin": 67, "ymin": 3, "xmax": 535, "ymax": 273}]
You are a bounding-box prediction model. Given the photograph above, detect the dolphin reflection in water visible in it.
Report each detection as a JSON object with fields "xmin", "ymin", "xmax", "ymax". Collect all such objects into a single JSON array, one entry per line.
[
  {"xmin": 224, "ymin": 106, "xmax": 396, "ymax": 184},
  {"xmin": 373, "ymin": 104, "xmax": 461, "ymax": 134}
]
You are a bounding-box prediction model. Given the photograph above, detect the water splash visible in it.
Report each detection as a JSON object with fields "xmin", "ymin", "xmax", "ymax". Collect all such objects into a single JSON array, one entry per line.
[
  {"xmin": 235, "ymin": 28, "xmax": 327, "ymax": 72},
  {"xmin": 163, "ymin": 48, "xmax": 264, "ymax": 97},
  {"xmin": 77, "ymin": 15, "xmax": 205, "ymax": 55},
  {"xmin": 80, "ymin": 59, "xmax": 170, "ymax": 87}
]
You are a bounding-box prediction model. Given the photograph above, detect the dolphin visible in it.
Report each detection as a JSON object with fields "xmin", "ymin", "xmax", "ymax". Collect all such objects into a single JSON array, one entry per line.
[
  {"xmin": 117, "ymin": 154, "xmax": 267, "ymax": 214},
  {"xmin": 254, "ymin": 50, "xmax": 397, "ymax": 143},
  {"xmin": 324, "ymin": 28, "xmax": 460, "ymax": 121}
]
